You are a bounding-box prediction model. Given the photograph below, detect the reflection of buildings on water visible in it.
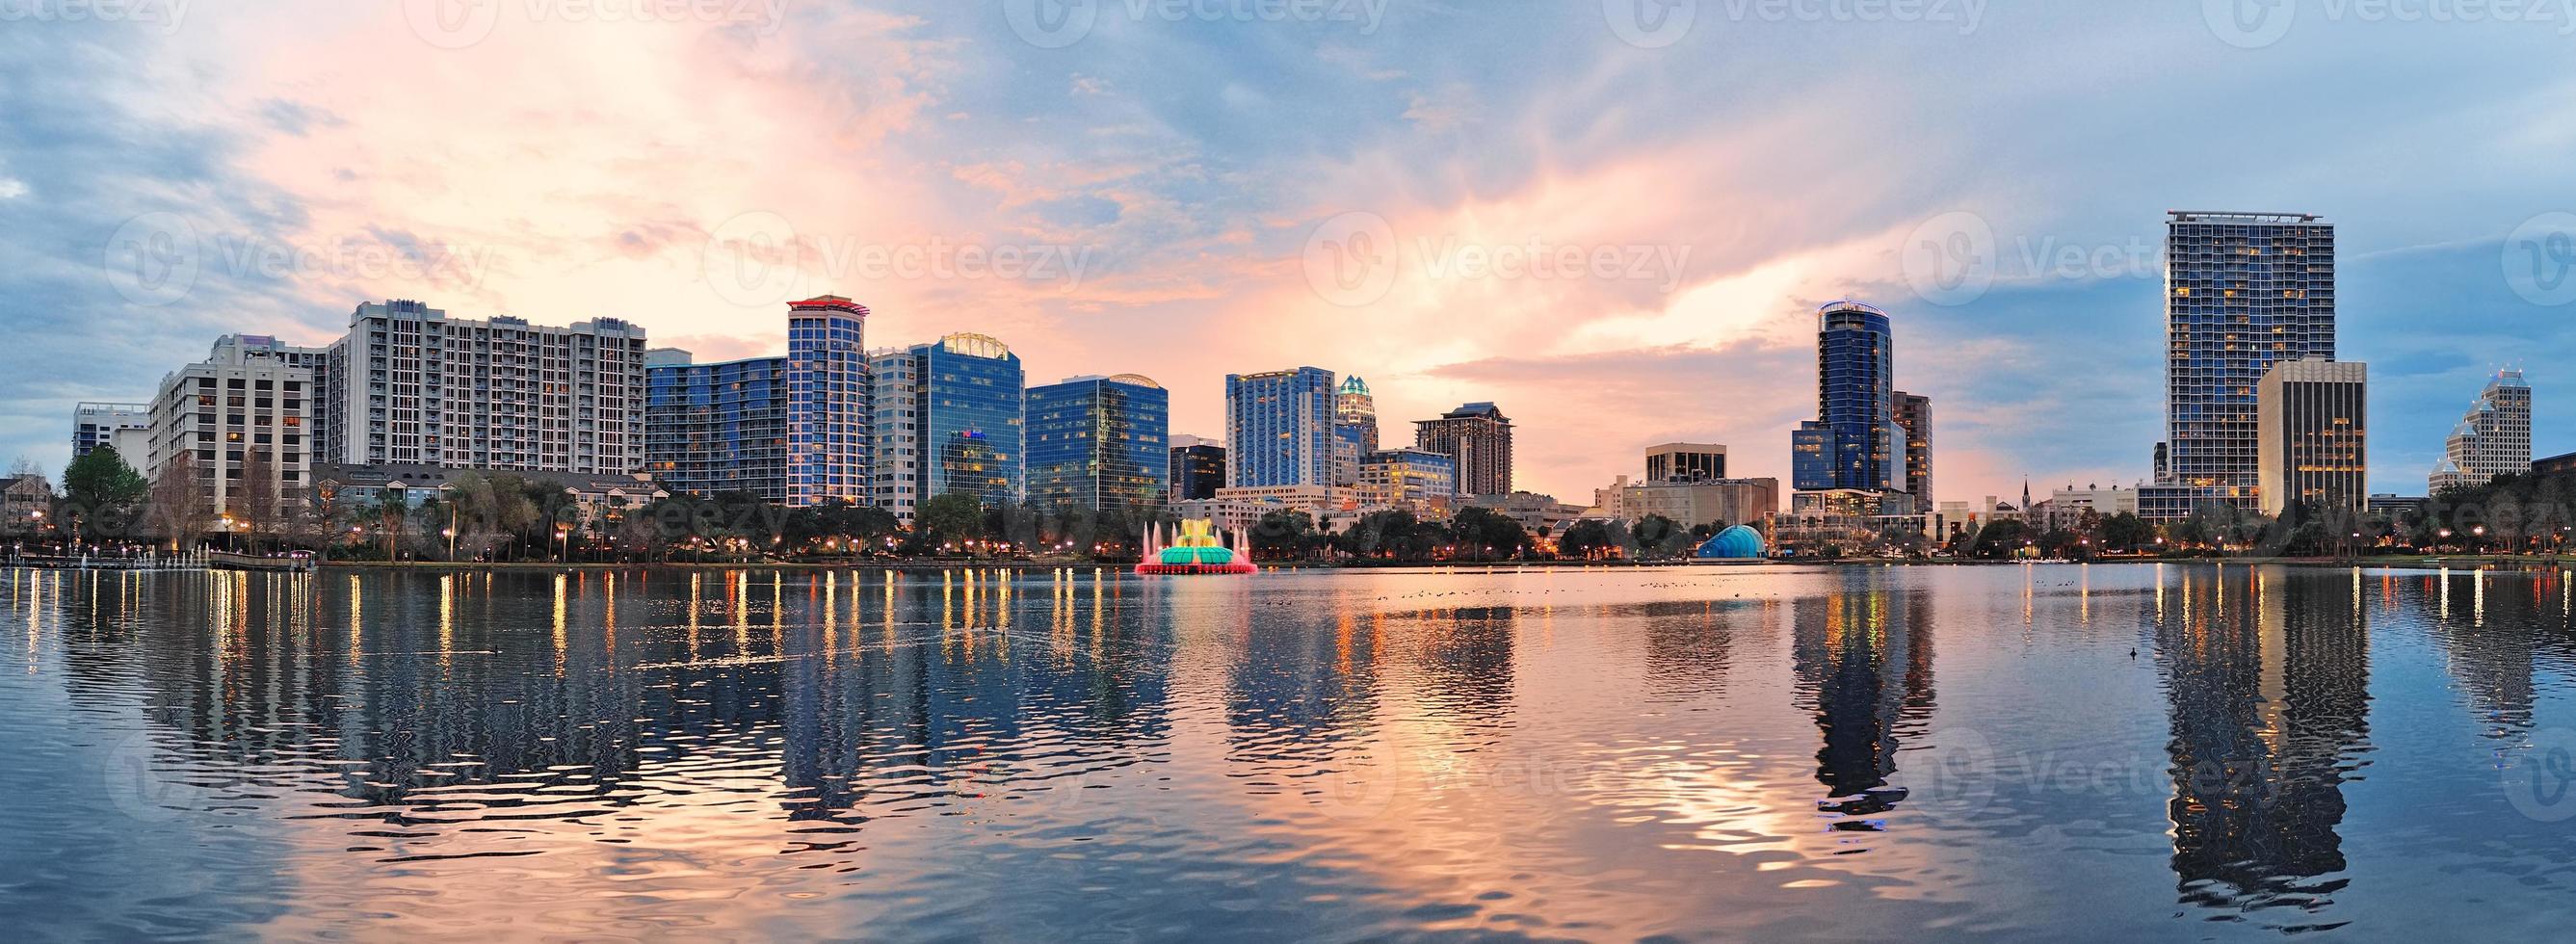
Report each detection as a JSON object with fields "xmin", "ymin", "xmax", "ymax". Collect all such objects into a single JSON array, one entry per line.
[
  {"xmin": 1223, "ymin": 607, "xmax": 1387, "ymax": 764},
  {"xmin": 1637, "ymin": 600, "xmax": 1756, "ymax": 703},
  {"xmin": 42, "ymin": 568, "xmax": 1173, "ymax": 829},
  {"xmin": 2157, "ymin": 569, "xmax": 2370, "ymax": 919},
  {"xmin": 2427, "ymin": 570, "xmax": 2538, "ymax": 741},
  {"xmin": 1412, "ymin": 608, "xmax": 1515, "ymax": 724},
  {"xmin": 1791, "ymin": 581, "xmax": 1936, "ymax": 820}
]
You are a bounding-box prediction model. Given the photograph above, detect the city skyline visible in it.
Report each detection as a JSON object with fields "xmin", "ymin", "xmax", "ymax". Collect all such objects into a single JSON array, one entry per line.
[{"xmin": 10, "ymin": 4, "xmax": 2576, "ymax": 504}]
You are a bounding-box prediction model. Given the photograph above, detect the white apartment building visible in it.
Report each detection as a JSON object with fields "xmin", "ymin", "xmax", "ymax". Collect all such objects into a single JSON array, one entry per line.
[
  {"xmin": 146, "ymin": 335, "xmax": 317, "ymax": 516},
  {"xmin": 867, "ymin": 348, "xmax": 923, "ymax": 522},
  {"xmin": 322, "ymin": 300, "xmax": 647, "ymax": 474}
]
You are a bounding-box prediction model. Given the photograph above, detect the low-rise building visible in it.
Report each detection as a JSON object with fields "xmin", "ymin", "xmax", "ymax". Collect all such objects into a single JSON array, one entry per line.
[{"xmin": 1621, "ymin": 477, "xmax": 1779, "ymax": 531}]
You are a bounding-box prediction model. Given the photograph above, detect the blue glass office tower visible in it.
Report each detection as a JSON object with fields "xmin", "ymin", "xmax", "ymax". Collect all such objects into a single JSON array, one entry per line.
[
  {"xmin": 1226, "ymin": 367, "xmax": 1338, "ymax": 487},
  {"xmin": 2155, "ymin": 211, "xmax": 2335, "ymax": 511},
  {"xmin": 1792, "ymin": 302, "xmax": 1897, "ymax": 492},
  {"xmin": 786, "ymin": 297, "xmax": 870, "ymax": 507},
  {"xmin": 907, "ymin": 333, "xmax": 1024, "ymax": 507},
  {"xmin": 1026, "ymin": 374, "xmax": 1170, "ymax": 514},
  {"xmin": 644, "ymin": 296, "xmax": 872, "ymax": 507}
]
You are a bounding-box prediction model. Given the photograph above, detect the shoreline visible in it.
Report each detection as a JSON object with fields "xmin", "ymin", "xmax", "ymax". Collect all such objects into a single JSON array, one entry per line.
[{"xmin": 287, "ymin": 555, "xmax": 2576, "ymax": 575}]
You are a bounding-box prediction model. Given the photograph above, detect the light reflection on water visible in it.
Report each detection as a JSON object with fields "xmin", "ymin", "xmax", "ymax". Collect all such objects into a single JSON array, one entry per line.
[{"xmin": 6, "ymin": 564, "xmax": 2576, "ymax": 939}]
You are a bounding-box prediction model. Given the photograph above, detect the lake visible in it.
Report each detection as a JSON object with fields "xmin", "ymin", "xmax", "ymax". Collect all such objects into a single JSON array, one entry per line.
[{"xmin": 5, "ymin": 564, "xmax": 2574, "ymax": 940}]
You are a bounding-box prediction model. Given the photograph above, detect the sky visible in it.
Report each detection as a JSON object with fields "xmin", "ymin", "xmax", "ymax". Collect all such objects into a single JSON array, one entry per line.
[{"xmin": 5, "ymin": 0, "xmax": 2576, "ymax": 504}]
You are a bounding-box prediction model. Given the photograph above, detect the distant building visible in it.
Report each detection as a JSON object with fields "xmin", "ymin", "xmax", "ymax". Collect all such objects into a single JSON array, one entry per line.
[
  {"xmin": 2535, "ymin": 452, "xmax": 2576, "ymax": 477},
  {"xmin": 868, "ymin": 348, "xmax": 923, "ymax": 521},
  {"xmin": 322, "ymin": 300, "xmax": 647, "ymax": 475},
  {"xmin": 2367, "ymin": 494, "xmax": 2428, "ymax": 518},
  {"xmin": 1463, "ymin": 491, "xmax": 1587, "ymax": 541},
  {"xmin": 2429, "ymin": 369, "xmax": 2531, "ymax": 494},
  {"xmin": 642, "ymin": 296, "xmax": 873, "ymax": 507},
  {"xmin": 71, "ymin": 403, "xmax": 151, "ymax": 459},
  {"xmin": 1793, "ymin": 302, "xmax": 1898, "ymax": 493},
  {"xmin": 1226, "ymin": 368, "xmax": 1337, "ymax": 488},
  {"xmin": 1357, "ymin": 447, "xmax": 1456, "ymax": 516},
  {"xmin": 2155, "ymin": 211, "xmax": 2337, "ymax": 512},
  {"xmin": 2256, "ymin": 357, "xmax": 2367, "ymax": 516},
  {"xmin": 1621, "ymin": 477, "xmax": 1780, "ymax": 531},
  {"xmin": 1026, "ymin": 374, "xmax": 1170, "ymax": 515},
  {"xmin": 1895, "ymin": 391, "xmax": 1933, "ymax": 504},
  {"xmin": 1334, "ymin": 376, "xmax": 1378, "ymax": 486},
  {"xmin": 2037, "ymin": 483, "xmax": 2142, "ymax": 532},
  {"xmin": 1169, "ymin": 434, "xmax": 1226, "ymax": 503},
  {"xmin": 880, "ymin": 334, "xmax": 1025, "ymax": 510},
  {"xmin": 2, "ymin": 474, "xmax": 50, "ymax": 538},
  {"xmin": 1643, "ymin": 443, "xmax": 1726, "ymax": 483},
  {"xmin": 1415, "ymin": 402, "xmax": 1513, "ymax": 497},
  {"xmin": 146, "ymin": 335, "xmax": 318, "ymax": 516}
]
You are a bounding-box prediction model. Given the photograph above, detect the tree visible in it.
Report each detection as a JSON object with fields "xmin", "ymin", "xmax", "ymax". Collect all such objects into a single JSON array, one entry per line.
[
  {"xmin": 60, "ymin": 445, "xmax": 148, "ymax": 543},
  {"xmin": 915, "ymin": 492, "xmax": 986, "ymax": 553},
  {"xmin": 1250, "ymin": 510, "xmax": 1321, "ymax": 561},
  {"xmin": 1449, "ymin": 507, "xmax": 1535, "ymax": 562},
  {"xmin": 147, "ymin": 451, "xmax": 212, "ymax": 550},
  {"xmin": 2100, "ymin": 511, "xmax": 2155, "ymax": 552},
  {"xmin": 1631, "ymin": 513, "xmax": 1693, "ymax": 560},
  {"xmin": 1559, "ymin": 519, "xmax": 1630, "ymax": 561},
  {"xmin": 1968, "ymin": 518, "xmax": 2030, "ymax": 559}
]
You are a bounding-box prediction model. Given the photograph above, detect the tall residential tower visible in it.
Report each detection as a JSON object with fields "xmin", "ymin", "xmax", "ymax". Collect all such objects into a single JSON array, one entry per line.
[
  {"xmin": 2149, "ymin": 211, "xmax": 2336, "ymax": 515},
  {"xmin": 2429, "ymin": 369, "xmax": 2532, "ymax": 493}
]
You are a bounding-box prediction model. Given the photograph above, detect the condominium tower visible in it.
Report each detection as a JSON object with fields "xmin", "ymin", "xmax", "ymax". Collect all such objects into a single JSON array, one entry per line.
[
  {"xmin": 2152, "ymin": 212, "xmax": 2336, "ymax": 512},
  {"xmin": 322, "ymin": 300, "xmax": 648, "ymax": 474},
  {"xmin": 1225, "ymin": 368, "xmax": 1338, "ymax": 487},
  {"xmin": 643, "ymin": 297, "xmax": 871, "ymax": 507},
  {"xmin": 1415, "ymin": 402, "xmax": 1513, "ymax": 497},
  {"xmin": 1792, "ymin": 301, "xmax": 1898, "ymax": 493},
  {"xmin": 2428, "ymin": 369, "xmax": 2531, "ymax": 494}
]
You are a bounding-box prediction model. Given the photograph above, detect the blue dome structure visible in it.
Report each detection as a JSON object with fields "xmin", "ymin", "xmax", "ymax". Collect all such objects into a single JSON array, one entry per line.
[{"xmin": 1695, "ymin": 525, "xmax": 1767, "ymax": 561}]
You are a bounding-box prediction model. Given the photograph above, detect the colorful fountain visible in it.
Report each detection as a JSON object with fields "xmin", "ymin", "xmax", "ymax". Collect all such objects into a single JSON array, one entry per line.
[{"xmin": 1136, "ymin": 518, "xmax": 1258, "ymax": 576}]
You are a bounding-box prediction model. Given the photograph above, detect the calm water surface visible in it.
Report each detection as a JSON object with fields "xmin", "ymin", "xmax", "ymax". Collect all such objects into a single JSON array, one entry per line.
[{"xmin": 6, "ymin": 564, "xmax": 2576, "ymax": 941}]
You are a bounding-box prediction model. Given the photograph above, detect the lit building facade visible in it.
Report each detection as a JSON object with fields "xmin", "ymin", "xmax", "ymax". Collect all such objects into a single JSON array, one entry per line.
[
  {"xmin": 1026, "ymin": 374, "xmax": 1170, "ymax": 515},
  {"xmin": 72, "ymin": 403, "xmax": 151, "ymax": 459},
  {"xmin": 1170, "ymin": 434, "xmax": 1226, "ymax": 502},
  {"xmin": 2155, "ymin": 212, "xmax": 2337, "ymax": 511},
  {"xmin": 2428, "ymin": 369, "xmax": 2530, "ymax": 494},
  {"xmin": 1358, "ymin": 447, "xmax": 1457, "ymax": 516},
  {"xmin": 1895, "ymin": 390, "xmax": 1933, "ymax": 504},
  {"xmin": 1793, "ymin": 301, "xmax": 1897, "ymax": 493},
  {"xmin": 1226, "ymin": 367, "xmax": 1338, "ymax": 488},
  {"xmin": 1644, "ymin": 443, "xmax": 1727, "ymax": 483},
  {"xmin": 1334, "ymin": 376, "xmax": 1379, "ymax": 486},
  {"xmin": 146, "ymin": 335, "xmax": 317, "ymax": 516},
  {"xmin": 2256, "ymin": 358, "xmax": 2367, "ymax": 516},
  {"xmin": 884, "ymin": 333, "xmax": 1024, "ymax": 509},
  {"xmin": 642, "ymin": 297, "xmax": 870, "ymax": 507},
  {"xmin": 868, "ymin": 348, "xmax": 922, "ymax": 521},
  {"xmin": 1415, "ymin": 402, "xmax": 1513, "ymax": 497},
  {"xmin": 323, "ymin": 300, "xmax": 647, "ymax": 474}
]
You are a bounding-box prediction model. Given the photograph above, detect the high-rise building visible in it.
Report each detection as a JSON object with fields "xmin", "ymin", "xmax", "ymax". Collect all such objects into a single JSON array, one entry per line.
[
  {"xmin": 2256, "ymin": 358, "xmax": 2367, "ymax": 516},
  {"xmin": 1644, "ymin": 443, "xmax": 1727, "ymax": 483},
  {"xmin": 877, "ymin": 333, "xmax": 1024, "ymax": 509},
  {"xmin": 2154, "ymin": 211, "xmax": 2336, "ymax": 511},
  {"xmin": 1792, "ymin": 301, "xmax": 1898, "ymax": 493},
  {"xmin": 145, "ymin": 335, "xmax": 316, "ymax": 516},
  {"xmin": 866, "ymin": 349, "xmax": 922, "ymax": 521},
  {"xmin": 1334, "ymin": 376, "xmax": 1379, "ymax": 486},
  {"xmin": 1415, "ymin": 402, "xmax": 1513, "ymax": 497},
  {"xmin": 1170, "ymin": 434, "xmax": 1226, "ymax": 502},
  {"xmin": 1026, "ymin": 374, "xmax": 1170, "ymax": 515},
  {"xmin": 72, "ymin": 402, "xmax": 151, "ymax": 459},
  {"xmin": 642, "ymin": 297, "xmax": 872, "ymax": 507},
  {"xmin": 1358, "ymin": 447, "xmax": 1457, "ymax": 515},
  {"xmin": 322, "ymin": 300, "xmax": 648, "ymax": 474},
  {"xmin": 2428, "ymin": 369, "xmax": 2531, "ymax": 494},
  {"xmin": 1895, "ymin": 391, "xmax": 1933, "ymax": 504},
  {"xmin": 1226, "ymin": 368, "xmax": 1338, "ymax": 487}
]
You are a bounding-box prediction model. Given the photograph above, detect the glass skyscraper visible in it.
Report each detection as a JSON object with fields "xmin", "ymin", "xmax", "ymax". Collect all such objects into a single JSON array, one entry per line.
[
  {"xmin": 2156, "ymin": 211, "xmax": 2336, "ymax": 511},
  {"xmin": 1225, "ymin": 367, "xmax": 1338, "ymax": 487},
  {"xmin": 644, "ymin": 296, "xmax": 871, "ymax": 507},
  {"xmin": 1026, "ymin": 374, "xmax": 1170, "ymax": 515},
  {"xmin": 891, "ymin": 333, "xmax": 1025, "ymax": 508},
  {"xmin": 1792, "ymin": 301, "xmax": 1897, "ymax": 493}
]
